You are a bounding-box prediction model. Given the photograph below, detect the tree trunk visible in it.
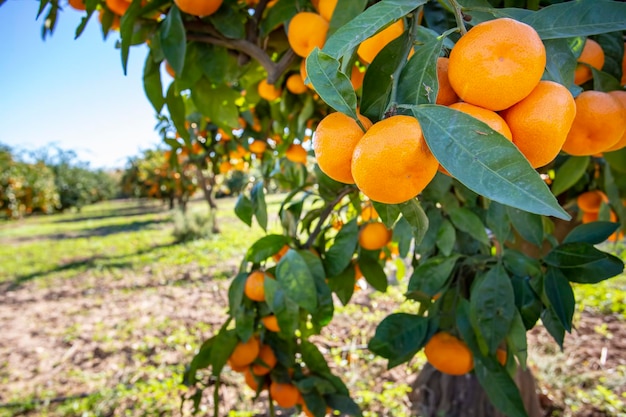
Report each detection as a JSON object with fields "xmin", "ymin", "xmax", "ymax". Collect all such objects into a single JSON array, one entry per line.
[
  {"xmin": 410, "ymin": 364, "xmax": 543, "ymax": 417},
  {"xmin": 194, "ymin": 166, "xmax": 220, "ymax": 234}
]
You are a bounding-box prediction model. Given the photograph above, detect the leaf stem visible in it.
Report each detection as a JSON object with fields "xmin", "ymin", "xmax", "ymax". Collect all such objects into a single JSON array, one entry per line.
[
  {"xmin": 268, "ymin": 396, "xmax": 276, "ymax": 417},
  {"xmin": 304, "ymin": 186, "xmax": 356, "ymax": 248},
  {"xmin": 213, "ymin": 375, "xmax": 220, "ymax": 417},
  {"xmin": 447, "ymin": 0, "xmax": 467, "ymax": 36}
]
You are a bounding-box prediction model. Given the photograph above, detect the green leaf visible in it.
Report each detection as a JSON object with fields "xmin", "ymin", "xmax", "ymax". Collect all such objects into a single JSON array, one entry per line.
[
  {"xmin": 191, "ymin": 79, "xmax": 240, "ymax": 128},
  {"xmin": 322, "ymin": 0, "xmax": 426, "ymax": 59},
  {"xmin": 503, "ymin": 250, "xmax": 542, "ymax": 279},
  {"xmin": 406, "ymin": 255, "xmax": 460, "ymax": 301},
  {"xmin": 251, "ymin": 181, "xmax": 268, "ymax": 231},
  {"xmin": 327, "ymin": 265, "xmax": 356, "ymax": 306},
  {"xmin": 360, "ymin": 32, "xmax": 410, "ymax": 121},
  {"xmin": 392, "ymin": 217, "xmax": 413, "ymax": 258},
  {"xmin": 368, "ymin": 313, "xmax": 433, "ymax": 369},
  {"xmin": 246, "ymin": 235, "xmax": 290, "ymax": 263},
  {"xmin": 328, "ymin": 0, "xmax": 367, "ymax": 37},
  {"xmin": 209, "ymin": 329, "xmax": 239, "ymax": 376},
  {"xmin": 542, "ymin": 38, "xmax": 580, "ymax": 95},
  {"xmin": 544, "ymin": 267, "xmax": 575, "ymax": 333},
  {"xmin": 301, "ymin": 341, "xmax": 331, "ymax": 374},
  {"xmin": 486, "ymin": 201, "xmax": 510, "ymax": 245},
  {"xmin": 398, "ymin": 199, "xmax": 429, "ymax": 246},
  {"xmin": 604, "ymin": 163, "xmax": 626, "ymax": 228},
  {"xmin": 397, "ymin": 34, "xmax": 444, "ymax": 106},
  {"xmin": 325, "ymin": 394, "xmax": 363, "ymax": 417},
  {"xmin": 551, "ymin": 156, "xmax": 590, "ymax": 196},
  {"xmin": 235, "ymin": 194, "xmax": 254, "ymax": 226},
  {"xmin": 306, "ymin": 49, "xmax": 358, "ymax": 118},
  {"xmin": 605, "ymin": 147, "xmax": 626, "ymax": 174},
  {"xmin": 358, "ymin": 255, "xmax": 387, "ymax": 292},
  {"xmin": 470, "ymin": 265, "xmax": 516, "ymax": 355},
  {"xmin": 371, "ymin": 201, "xmax": 401, "ymax": 228},
  {"xmin": 165, "ymin": 83, "xmax": 190, "ymax": 141},
  {"xmin": 563, "ymin": 221, "xmax": 620, "ymax": 245},
  {"xmin": 265, "ymin": 279, "xmax": 300, "ymax": 337},
  {"xmin": 314, "ymin": 165, "xmax": 348, "ymax": 201},
  {"xmin": 208, "ymin": 4, "xmax": 245, "ymax": 39},
  {"xmin": 522, "ymin": 0, "xmax": 626, "ymax": 40},
  {"xmin": 544, "ymin": 242, "xmax": 624, "ymax": 283},
  {"xmin": 448, "ymin": 207, "xmax": 490, "ymax": 246},
  {"xmin": 591, "ymin": 66, "xmax": 622, "ymax": 92},
  {"xmin": 595, "ymin": 32, "xmax": 624, "ymax": 81},
  {"xmin": 184, "ymin": 336, "xmax": 214, "ymax": 385},
  {"xmin": 473, "ymin": 360, "xmax": 529, "ymax": 417},
  {"xmin": 276, "ymin": 250, "xmax": 318, "ymax": 313},
  {"xmin": 506, "ymin": 311, "xmax": 528, "ymax": 369},
  {"xmin": 160, "ymin": 5, "xmax": 186, "ymax": 75},
  {"xmin": 541, "ymin": 307, "xmax": 565, "ymax": 349},
  {"xmin": 234, "ymin": 305, "xmax": 256, "ymax": 342},
  {"xmin": 435, "ymin": 219, "xmax": 456, "ymax": 257},
  {"xmin": 142, "ymin": 51, "xmax": 164, "ymax": 114},
  {"xmin": 119, "ymin": 0, "xmax": 142, "ymax": 74},
  {"xmin": 324, "ymin": 219, "xmax": 359, "ymax": 277},
  {"xmin": 413, "ymin": 105, "xmax": 569, "ymax": 220},
  {"xmin": 228, "ymin": 272, "xmax": 247, "ymax": 316},
  {"xmin": 260, "ymin": 0, "xmax": 298, "ymax": 37},
  {"xmin": 507, "ymin": 207, "xmax": 543, "ymax": 247}
]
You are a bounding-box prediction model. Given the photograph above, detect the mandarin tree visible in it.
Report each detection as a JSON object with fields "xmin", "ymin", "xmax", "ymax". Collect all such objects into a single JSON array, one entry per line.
[{"xmin": 37, "ymin": 0, "xmax": 626, "ymax": 416}]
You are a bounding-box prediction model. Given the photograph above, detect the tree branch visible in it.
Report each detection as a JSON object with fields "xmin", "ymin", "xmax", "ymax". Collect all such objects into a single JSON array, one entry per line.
[{"xmin": 305, "ymin": 187, "xmax": 356, "ymax": 249}]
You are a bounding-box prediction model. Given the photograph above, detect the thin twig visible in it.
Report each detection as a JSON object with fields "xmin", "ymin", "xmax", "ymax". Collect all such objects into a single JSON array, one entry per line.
[
  {"xmin": 448, "ymin": 0, "xmax": 467, "ymax": 35},
  {"xmin": 304, "ymin": 187, "xmax": 356, "ymax": 248}
]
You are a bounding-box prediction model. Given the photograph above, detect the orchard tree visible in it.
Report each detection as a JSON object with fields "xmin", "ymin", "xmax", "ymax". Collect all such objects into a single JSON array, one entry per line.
[{"xmin": 37, "ymin": 0, "xmax": 626, "ymax": 416}]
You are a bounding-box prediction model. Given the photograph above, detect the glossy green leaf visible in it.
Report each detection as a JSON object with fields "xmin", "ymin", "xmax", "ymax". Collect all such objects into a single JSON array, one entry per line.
[
  {"xmin": 392, "ymin": 216, "xmax": 413, "ymax": 258},
  {"xmin": 595, "ymin": 32, "xmax": 624, "ymax": 81},
  {"xmin": 473, "ymin": 359, "xmax": 529, "ymax": 417},
  {"xmin": 604, "ymin": 147, "xmax": 626, "ymax": 174},
  {"xmin": 544, "ymin": 267, "xmax": 575, "ymax": 333},
  {"xmin": 184, "ymin": 336, "xmax": 214, "ymax": 385},
  {"xmin": 227, "ymin": 272, "xmax": 247, "ymax": 316},
  {"xmin": 306, "ymin": 49, "xmax": 358, "ymax": 119},
  {"xmin": 591, "ymin": 67, "xmax": 622, "ymax": 92},
  {"xmin": 324, "ymin": 219, "xmax": 358, "ymax": 277},
  {"xmin": 397, "ymin": 34, "xmax": 444, "ymax": 106},
  {"xmin": 160, "ymin": 5, "xmax": 186, "ymax": 75},
  {"xmin": 398, "ymin": 199, "xmax": 429, "ymax": 245},
  {"xmin": 542, "ymin": 38, "xmax": 581, "ymax": 96},
  {"xmin": 541, "ymin": 307, "xmax": 565, "ymax": 349},
  {"xmin": 371, "ymin": 201, "xmax": 401, "ymax": 228},
  {"xmin": 507, "ymin": 207, "xmax": 544, "ymax": 247},
  {"xmin": 119, "ymin": 0, "xmax": 142, "ymax": 74},
  {"xmin": 358, "ymin": 255, "xmax": 387, "ymax": 292},
  {"xmin": 503, "ymin": 249, "xmax": 542, "ymax": 279},
  {"xmin": 506, "ymin": 311, "xmax": 528, "ymax": 369},
  {"xmin": 325, "ymin": 394, "xmax": 363, "ymax": 417},
  {"xmin": 234, "ymin": 194, "xmax": 254, "ymax": 227},
  {"xmin": 142, "ymin": 51, "xmax": 164, "ymax": 114},
  {"xmin": 604, "ymin": 163, "xmax": 626, "ymax": 227},
  {"xmin": 276, "ymin": 250, "xmax": 318, "ymax": 313},
  {"xmin": 246, "ymin": 235, "xmax": 290, "ymax": 263},
  {"xmin": 544, "ymin": 242, "xmax": 624, "ymax": 283},
  {"xmin": 190, "ymin": 79, "xmax": 240, "ymax": 128},
  {"xmin": 328, "ymin": 265, "xmax": 356, "ymax": 306},
  {"xmin": 234, "ymin": 305, "xmax": 255, "ymax": 342},
  {"xmin": 260, "ymin": 0, "xmax": 298, "ymax": 37},
  {"xmin": 165, "ymin": 83, "xmax": 190, "ymax": 141},
  {"xmin": 209, "ymin": 328, "xmax": 239, "ymax": 376},
  {"xmin": 563, "ymin": 221, "xmax": 620, "ymax": 245},
  {"xmin": 448, "ymin": 207, "xmax": 490, "ymax": 246},
  {"xmin": 522, "ymin": 0, "xmax": 626, "ymax": 40},
  {"xmin": 208, "ymin": 4, "xmax": 245, "ymax": 39},
  {"xmin": 406, "ymin": 255, "xmax": 460, "ymax": 301},
  {"xmin": 551, "ymin": 156, "xmax": 590, "ymax": 196},
  {"xmin": 435, "ymin": 219, "xmax": 456, "ymax": 257},
  {"xmin": 265, "ymin": 278, "xmax": 300, "ymax": 337},
  {"xmin": 368, "ymin": 313, "xmax": 433, "ymax": 369},
  {"xmin": 470, "ymin": 265, "xmax": 516, "ymax": 355},
  {"xmin": 328, "ymin": 0, "xmax": 367, "ymax": 37},
  {"xmin": 413, "ymin": 105, "xmax": 569, "ymax": 220},
  {"xmin": 361, "ymin": 32, "xmax": 410, "ymax": 121},
  {"xmin": 486, "ymin": 201, "xmax": 510, "ymax": 245},
  {"xmin": 322, "ymin": 0, "xmax": 425, "ymax": 59},
  {"xmin": 301, "ymin": 341, "xmax": 331, "ymax": 374},
  {"xmin": 251, "ymin": 181, "xmax": 268, "ymax": 231}
]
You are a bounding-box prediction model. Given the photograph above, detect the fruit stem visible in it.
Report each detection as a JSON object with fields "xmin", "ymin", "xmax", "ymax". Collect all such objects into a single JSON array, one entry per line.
[
  {"xmin": 268, "ymin": 396, "xmax": 276, "ymax": 417},
  {"xmin": 213, "ymin": 375, "xmax": 221, "ymax": 417},
  {"xmin": 448, "ymin": 0, "xmax": 468, "ymax": 36},
  {"xmin": 304, "ymin": 186, "xmax": 355, "ymax": 249}
]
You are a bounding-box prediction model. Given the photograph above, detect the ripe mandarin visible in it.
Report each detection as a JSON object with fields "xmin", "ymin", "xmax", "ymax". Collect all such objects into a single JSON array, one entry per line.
[
  {"xmin": 258, "ymin": 79, "xmax": 282, "ymax": 101},
  {"xmin": 357, "ymin": 19, "xmax": 405, "ymax": 64},
  {"xmin": 448, "ymin": 102, "xmax": 512, "ymax": 140},
  {"xmin": 286, "ymin": 73, "xmax": 308, "ymax": 94},
  {"xmin": 604, "ymin": 91, "xmax": 626, "ymax": 152},
  {"xmin": 245, "ymin": 270, "xmax": 270, "ymax": 302},
  {"xmin": 229, "ymin": 336, "xmax": 261, "ymax": 368},
  {"xmin": 270, "ymin": 382, "xmax": 300, "ymax": 408},
  {"xmin": 358, "ymin": 222, "xmax": 391, "ymax": 251},
  {"xmin": 424, "ymin": 332, "xmax": 474, "ymax": 376},
  {"xmin": 286, "ymin": 143, "xmax": 308, "ymax": 164},
  {"xmin": 436, "ymin": 57, "xmax": 459, "ymax": 106},
  {"xmin": 175, "ymin": 0, "xmax": 222, "ymax": 16},
  {"xmin": 288, "ymin": 12, "xmax": 329, "ymax": 58},
  {"xmin": 574, "ymin": 38, "xmax": 605, "ymax": 85}
]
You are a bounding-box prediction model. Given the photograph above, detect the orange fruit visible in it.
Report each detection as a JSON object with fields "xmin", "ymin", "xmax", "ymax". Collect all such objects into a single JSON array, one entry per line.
[
  {"xmin": 249, "ymin": 140, "xmax": 268, "ymax": 154},
  {"xmin": 435, "ymin": 57, "xmax": 459, "ymax": 106},
  {"xmin": 577, "ymin": 190, "xmax": 608, "ymax": 213},
  {"xmin": 300, "ymin": 59, "xmax": 314, "ymax": 90},
  {"xmin": 286, "ymin": 143, "xmax": 308, "ymax": 164},
  {"xmin": 351, "ymin": 115, "xmax": 438, "ymax": 204},
  {"xmin": 286, "ymin": 74, "xmax": 308, "ymax": 94},
  {"xmin": 261, "ymin": 315, "xmax": 280, "ymax": 332},
  {"xmin": 270, "ymin": 382, "xmax": 300, "ymax": 408},
  {"xmin": 448, "ymin": 18, "xmax": 546, "ymax": 111},
  {"xmin": 317, "ymin": 0, "xmax": 337, "ymax": 21},
  {"xmin": 164, "ymin": 61, "xmax": 176, "ymax": 78},
  {"xmin": 360, "ymin": 203, "xmax": 378, "ymax": 222},
  {"xmin": 351, "ymin": 65, "xmax": 365, "ymax": 91},
  {"xmin": 105, "ymin": 0, "xmax": 131, "ymax": 15},
  {"xmin": 98, "ymin": 9, "xmax": 120, "ymax": 31},
  {"xmin": 357, "ymin": 19, "xmax": 404, "ymax": 64},
  {"xmin": 449, "ymin": 102, "xmax": 512, "ymax": 140},
  {"xmin": 502, "ymin": 80, "xmax": 576, "ymax": 168},
  {"xmin": 251, "ymin": 344, "xmax": 277, "ymax": 376},
  {"xmin": 287, "ymin": 12, "xmax": 329, "ymax": 58},
  {"xmin": 424, "ymin": 332, "xmax": 474, "ymax": 376},
  {"xmin": 358, "ymin": 222, "xmax": 391, "ymax": 250},
  {"xmin": 68, "ymin": 0, "xmax": 86, "ymax": 11},
  {"xmin": 604, "ymin": 91, "xmax": 626, "ymax": 152},
  {"xmin": 227, "ymin": 359, "xmax": 248, "ymax": 372},
  {"xmin": 312, "ymin": 112, "xmax": 372, "ymax": 184},
  {"xmin": 174, "ymin": 0, "xmax": 222, "ymax": 17},
  {"xmin": 574, "ymin": 38, "xmax": 605, "ymax": 85},
  {"xmin": 496, "ymin": 349, "xmax": 507, "ymax": 366},
  {"xmin": 272, "ymin": 244, "xmax": 289, "ymax": 262},
  {"xmin": 245, "ymin": 270, "xmax": 270, "ymax": 302},
  {"xmin": 229, "ymin": 336, "xmax": 261, "ymax": 368},
  {"xmin": 219, "ymin": 161, "xmax": 232, "ymax": 174},
  {"xmin": 562, "ymin": 91, "xmax": 626, "ymax": 156},
  {"xmin": 258, "ymin": 79, "xmax": 282, "ymax": 101},
  {"xmin": 243, "ymin": 367, "xmax": 267, "ymax": 391}
]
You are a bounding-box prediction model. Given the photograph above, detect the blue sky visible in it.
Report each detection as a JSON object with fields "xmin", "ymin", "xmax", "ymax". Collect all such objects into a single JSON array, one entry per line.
[{"xmin": 0, "ymin": 0, "xmax": 167, "ymax": 169}]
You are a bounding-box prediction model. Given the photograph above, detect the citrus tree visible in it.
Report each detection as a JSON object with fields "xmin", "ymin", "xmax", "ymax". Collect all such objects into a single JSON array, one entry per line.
[{"xmin": 36, "ymin": 0, "xmax": 626, "ymax": 415}]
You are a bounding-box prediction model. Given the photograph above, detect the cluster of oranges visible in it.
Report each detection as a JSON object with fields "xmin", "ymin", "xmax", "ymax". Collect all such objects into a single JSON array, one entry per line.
[
  {"xmin": 576, "ymin": 190, "xmax": 624, "ymax": 241},
  {"xmin": 313, "ymin": 18, "xmax": 626, "ymax": 206}
]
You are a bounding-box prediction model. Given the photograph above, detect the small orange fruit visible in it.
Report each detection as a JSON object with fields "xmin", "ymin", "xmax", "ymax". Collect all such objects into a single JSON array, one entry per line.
[
  {"xmin": 448, "ymin": 18, "xmax": 546, "ymax": 111},
  {"xmin": 496, "ymin": 349, "xmax": 507, "ymax": 366},
  {"xmin": 98, "ymin": 9, "xmax": 120, "ymax": 31},
  {"xmin": 424, "ymin": 332, "xmax": 474, "ymax": 376},
  {"xmin": 243, "ymin": 367, "xmax": 267, "ymax": 391},
  {"xmin": 351, "ymin": 65, "xmax": 365, "ymax": 91},
  {"xmin": 258, "ymin": 79, "xmax": 282, "ymax": 101},
  {"xmin": 435, "ymin": 57, "xmax": 459, "ymax": 106},
  {"xmin": 357, "ymin": 19, "xmax": 405, "ymax": 64},
  {"xmin": 249, "ymin": 140, "xmax": 268, "ymax": 154},
  {"xmin": 577, "ymin": 190, "xmax": 608, "ymax": 213},
  {"xmin": 300, "ymin": 59, "xmax": 314, "ymax": 90},
  {"xmin": 219, "ymin": 161, "xmax": 232, "ymax": 174},
  {"xmin": 604, "ymin": 91, "xmax": 626, "ymax": 152},
  {"xmin": 227, "ymin": 359, "xmax": 248, "ymax": 372},
  {"xmin": 351, "ymin": 115, "xmax": 438, "ymax": 204},
  {"xmin": 229, "ymin": 336, "xmax": 261, "ymax": 368},
  {"xmin": 448, "ymin": 102, "xmax": 512, "ymax": 140},
  {"xmin": 105, "ymin": 0, "xmax": 131, "ymax": 16},
  {"xmin": 312, "ymin": 112, "xmax": 373, "ymax": 184},
  {"xmin": 68, "ymin": 0, "xmax": 86, "ymax": 11},
  {"xmin": 358, "ymin": 222, "xmax": 391, "ymax": 250},
  {"xmin": 174, "ymin": 0, "xmax": 222, "ymax": 17},
  {"xmin": 574, "ymin": 38, "xmax": 605, "ymax": 85},
  {"xmin": 251, "ymin": 344, "xmax": 277, "ymax": 375},
  {"xmin": 261, "ymin": 315, "xmax": 280, "ymax": 332},
  {"xmin": 286, "ymin": 74, "xmax": 308, "ymax": 94},
  {"xmin": 286, "ymin": 143, "xmax": 308, "ymax": 164},
  {"xmin": 245, "ymin": 270, "xmax": 270, "ymax": 302},
  {"xmin": 360, "ymin": 203, "xmax": 379, "ymax": 222},
  {"xmin": 562, "ymin": 91, "xmax": 626, "ymax": 156},
  {"xmin": 317, "ymin": 0, "xmax": 337, "ymax": 21},
  {"xmin": 270, "ymin": 382, "xmax": 300, "ymax": 408},
  {"xmin": 287, "ymin": 12, "xmax": 329, "ymax": 58},
  {"xmin": 272, "ymin": 244, "xmax": 290, "ymax": 262},
  {"xmin": 503, "ymin": 80, "xmax": 576, "ymax": 168}
]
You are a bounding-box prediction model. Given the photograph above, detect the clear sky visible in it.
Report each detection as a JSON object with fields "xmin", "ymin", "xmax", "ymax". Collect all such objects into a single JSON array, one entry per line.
[{"xmin": 0, "ymin": 0, "xmax": 167, "ymax": 170}]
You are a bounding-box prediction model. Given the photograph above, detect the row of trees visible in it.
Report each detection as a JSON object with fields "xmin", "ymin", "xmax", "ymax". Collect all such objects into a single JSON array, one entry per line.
[{"xmin": 0, "ymin": 144, "xmax": 118, "ymax": 218}]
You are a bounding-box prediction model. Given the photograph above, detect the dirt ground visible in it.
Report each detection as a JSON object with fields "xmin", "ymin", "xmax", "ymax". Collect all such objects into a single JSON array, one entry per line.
[{"xmin": 1, "ymin": 256, "xmax": 625, "ymax": 417}]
